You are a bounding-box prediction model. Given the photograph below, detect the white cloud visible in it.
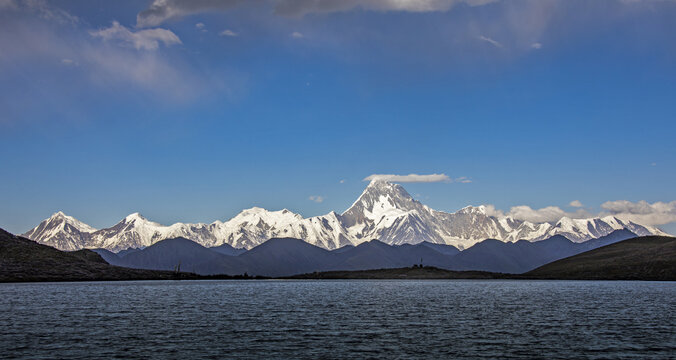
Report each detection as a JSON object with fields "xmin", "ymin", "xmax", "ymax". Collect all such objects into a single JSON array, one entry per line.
[
  {"xmin": 137, "ymin": 0, "xmax": 243, "ymax": 27},
  {"xmin": 481, "ymin": 204, "xmax": 505, "ymax": 218},
  {"xmin": 90, "ymin": 21, "xmax": 182, "ymax": 51},
  {"xmin": 504, "ymin": 205, "xmax": 591, "ymax": 223},
  {"xmin": 455, "ymin": 176, "xmax": 472, "ymax": 183},
  {"xmin": 291, "ymin": 31, "xmax": 304, "ymax": 38},
  {"xmin": 476, "ymin": 199, "xmax": 676, "ymax": 227},
  {"xmin": 531, "ymin": 42, "xmax": 542, "ymax": 49},
  {"xmin": 274, "ymin": 0, "xmax": 501, "ymax": 17},
  {"xmin": 364, "ymin": 173, "xmax": 451, "ymax": 183},
  {"xmin": 60, "ymin": 58, "xmax": 78, "ymax": 66},
  {"xmin": 136, "ymin": 0, "xmax": 501, "ymax": 26},
  {"xmin": 477, "ymin": 204, "xmax": 591, "ymax": 223},
  {"xmin": 569, "ymin": 200, "xmax": 583, "ymax": 208},
  {"xmin": 195, "ymin": 22, "xmax": 207, "ymax": 32},
  {"xmin": 309, "ymin": 195, "xmax": 324, "ymax": 203},
  {"xmin": 219, "ymin": 29, "xmax": 238, "ymax": 37},
  {"xmin": 601, "ymin": 200, "xmax": 676, "ymax": 226},
  {"xmin": 479, "ymin": 35, "xmax": 503, "ymax": 48}
]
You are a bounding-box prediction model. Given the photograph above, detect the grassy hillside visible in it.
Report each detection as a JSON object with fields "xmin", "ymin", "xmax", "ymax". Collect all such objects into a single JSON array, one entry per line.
[
  {"xmin": 0, "ymin": 228, "xmax": 200, "ymax": 282},
  {"xmin": 525, "ymin": 236, "xmax": 676, "ymax": 281}
]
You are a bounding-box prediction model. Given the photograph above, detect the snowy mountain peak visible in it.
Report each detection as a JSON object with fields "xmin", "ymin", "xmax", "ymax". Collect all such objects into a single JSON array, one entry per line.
[
  {"xmin": 50, "ymin": 211, "xmax": 66, "ymax": 219},
  {"xmin": 22, "ymin": 181, "xmax": 665, "ymax": 252},
  {"xmin": 338, "ymin": 181, "xmax": 436, "ymax": 244},
  {"xmin": 599, "ymin": 215, "xmax": 625, "ymax": 228},
  {"xmin": 22, "ymin": 211, "xmax": 96, "ymax": 251},
  {"xmin": 241, "ymin": 206, "xmax": 267, "ymax": 214},
  {"xmin": 233, "ymin": 207, "xmax": 303, "ymax": 222},
  {"xmin": 46, "ymin": 211, "xmax": 97, "ymax": 233},
  {"xmin": 457, "ymin": 205, "xmax": 489, "ymax": 215},
  {"xmin": 364, "ymin": 178, "xmax": 407, "ymax": 193},
  {"xmin": 124, "ymin": 212, "xmax": 147, "ymax": 222},
  {"xmin": 343, "ymin": 181, "xmax": 417, "ymax": 216}
]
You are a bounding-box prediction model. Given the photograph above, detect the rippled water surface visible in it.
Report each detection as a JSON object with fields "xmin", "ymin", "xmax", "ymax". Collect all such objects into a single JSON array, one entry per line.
[{"xmin": 1, "ymin": 280, "xmax": 674, "ymax": 359}]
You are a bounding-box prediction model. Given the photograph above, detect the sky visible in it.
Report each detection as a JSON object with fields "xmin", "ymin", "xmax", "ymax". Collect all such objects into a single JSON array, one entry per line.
[{"xmin": 1, "ymin": 0, "xmax": 675, "ymax": 235}]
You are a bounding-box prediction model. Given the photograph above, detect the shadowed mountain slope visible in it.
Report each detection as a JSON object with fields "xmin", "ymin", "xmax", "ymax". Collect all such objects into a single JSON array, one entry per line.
[
  {"xmin": 116, "ymin": 237, "xmax": 243, "ymax": 275},
  {"xmin": 326, "ymin": 240, "xmax": 458, "ymax": 271},
  {"xmin": 235, "ymin": 238, "xmax": 334, "ymax": 277},
  {"xmin": 525, "ymin": 236, "xmax": 676, "ymax": 280},
  {"xmin": 209, "ymin": 243, "xmax": 247, "ymax": 256},
  {"xmin": 0, "ymin": 228, "xmax": 195, "ymax": 282},
  {"xmin": 90, "ymin": 230, "xmax": 637, "ymax": 276},
  {"xmin": 447, "ymin": 230, "xmax": 636, "ymax": 273}
]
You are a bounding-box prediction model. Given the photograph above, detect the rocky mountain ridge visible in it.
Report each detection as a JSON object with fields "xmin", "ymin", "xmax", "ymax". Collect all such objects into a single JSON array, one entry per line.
[{"xmin": 23, "ymin": 180, "xmax": 663, "ymax": 251}]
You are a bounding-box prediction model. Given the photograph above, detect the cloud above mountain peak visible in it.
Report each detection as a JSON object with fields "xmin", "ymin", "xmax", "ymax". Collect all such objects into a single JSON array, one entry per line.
[
  {"xmin": 601, "ymin": 200, "xmax": 676, "ymax": 226},
  {"xmin": 364, "ymin": 173, "xmax": 451, "ymax": 183}
]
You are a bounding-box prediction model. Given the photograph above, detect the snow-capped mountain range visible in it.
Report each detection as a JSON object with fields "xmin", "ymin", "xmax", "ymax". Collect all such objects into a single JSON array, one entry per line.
[{"xmin": 23, "ymin": 180, "xmax": 664, "ymax": 252}]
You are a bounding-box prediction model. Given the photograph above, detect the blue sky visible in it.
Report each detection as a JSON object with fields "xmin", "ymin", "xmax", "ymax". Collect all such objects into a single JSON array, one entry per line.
[{"xmin": 1, "ymin": 0, "xmax": 675, "ymax": 234}]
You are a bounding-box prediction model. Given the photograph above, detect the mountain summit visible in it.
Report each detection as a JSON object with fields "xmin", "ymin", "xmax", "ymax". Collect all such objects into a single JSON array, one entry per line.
[
  {"xmin": 23, "ymin": 181, "xmax": 664, "ymax": 251},
  {"xmin": 23, "ymin": 211, "xmax": 96, "ymax": 251}
]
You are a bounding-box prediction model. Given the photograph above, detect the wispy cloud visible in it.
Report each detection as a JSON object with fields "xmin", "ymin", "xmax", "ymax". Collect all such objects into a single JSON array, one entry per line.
[
  {"xmin": 569, "ymin": 200, "xmax": 583, "ymax": 208},
  {"xmin": 479, "ymin": 35, "xmax": 503, "ymax": 48},
  {"xmin": 60, "ymin": 58, "xmax": 78, "ymax": 66},
  {"xmin": 195, "ymin": 22, "xmax": 207, "ymax": 32},
  {"xmin": 135, "ymin": 0, "xmax": 501, "ymax": 26},
  {"xmin": 23, "ymin": 0, "xmax": 79, "ymax": 24},
  {"xmin": 274, "ymin": 0, "xmax": 501, "ymax": 17},
  {"xmin": 291, "ymin": 31, "xmax": 304, "ymax": 39},
  {"xmin": 0, "ymin": 2, "xmax": 212, "ymax": 108},
  {"xmin": 364, "ymin": 173, "xmax": 451, "ymax": 183},
  {"xmin": 309, "ymin": 195, "xmax": 324, "ymax": 203},
  {"xmin": 137, "ymin": 0, "xmax": 243, "ymax": 27},
  {"xmin": 220, "ymin": 29, "xmax": 238, "ymax": 37},
  {"xmin": 90, "ymin": 21, "xmax": 181, "ymax": 51}
]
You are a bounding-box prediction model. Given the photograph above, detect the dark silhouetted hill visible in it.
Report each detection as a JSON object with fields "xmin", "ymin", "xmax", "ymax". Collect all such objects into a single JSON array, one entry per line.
[
  {"xmin": 0, "ymin": 228, "xmax": 197, "ymax": 282},
  {"xmin": 447, "ymin": 230, "xmax": 636, "ymax": 273},
  {"xmin": 235, "ymin": 238, "xmax": 334, "ymax": 276},
  {"xmin": 209, "ymin": 243, "xmax": 246, "ymax": 256},
  {"xmin": 289, "ymin": 266, "xmax": 502, "ymax": 279},
  {"xmin": 115, "ymin": 237, "xmax": 243, "ymax": 275},
  {"xmin": 525, "ymin": 236, "xmax": 676, "ymax": 280}
]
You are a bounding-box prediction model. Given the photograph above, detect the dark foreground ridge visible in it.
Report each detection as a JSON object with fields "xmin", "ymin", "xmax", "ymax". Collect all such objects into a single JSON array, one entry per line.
[
  {"xmin": 286, "ymin": 266, "xmax": 506, "ymax": 279},
  {"xmin": 0, "ymin": 229, "xmax": 262, "ymax": 282},
  {"xmin": 524, "ymin": 235, "xmax": 676, "ymax": 281},
  {"xmin": 289, "ymin": 236, "xmax": 676, "ymax": 281}
]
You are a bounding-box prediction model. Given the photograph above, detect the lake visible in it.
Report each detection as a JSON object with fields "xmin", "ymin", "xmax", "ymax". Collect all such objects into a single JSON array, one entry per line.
[{"xmin": 1, "ymin": 280, "xmax": 674, "ymax": 359}]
